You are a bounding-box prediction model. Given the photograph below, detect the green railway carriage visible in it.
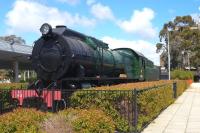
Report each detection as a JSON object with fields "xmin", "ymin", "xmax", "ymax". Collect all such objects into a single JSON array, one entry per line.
[
  {"xmin": 112, "ymin": 48, "xmax": 160, "ymax": 81},
  {"xmin": 144, "ymin": 58, "xmax": 160, "ymax": 81}
]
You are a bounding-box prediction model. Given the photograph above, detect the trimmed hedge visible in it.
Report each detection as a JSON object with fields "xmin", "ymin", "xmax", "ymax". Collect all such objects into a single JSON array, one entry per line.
[
  {"xmin": 93, "ymin": 80, "xmax": 173, "ymax": 90},
  {"xmin": 171, "ymin": 69, "xmax": 193, "ymax": 80},
  {"xmin": 176, "ymin": 80, "xmax": 188, "ymax": 96},
  {"xmin": 0, "ymin": 108, "xmax": 114, "ymax": 133},
  {"xmin": 0, "ymin": 83, "xmax": 28, "ymax": 110},
  {"xmin": 0, "ymin": 83, "xmax": 28, "ymax": 90},
  {"xmin": 59, "ymin": 108, "xmax": 115, "ymax": 133},
  {"xmin": 0, "ymin": 81, "xmax": 189, "ymax": 132},
  {"xmin": 0, "ymin": 108, "xmax": 47, "ymax": 133},
  {"xmin": 70, "ymin": 80, "xmax": 189, "ymax": 132},
  {"xmin": 0, "ymin": 90, "xmax": 12, "ymax": 110},
  {"xmin": 41, "ymin": 108, "xmax": 115, "ymax": 133},
  {"xmin": 70, "ymin": 90, "xmax": 131, "ymax": 132}
]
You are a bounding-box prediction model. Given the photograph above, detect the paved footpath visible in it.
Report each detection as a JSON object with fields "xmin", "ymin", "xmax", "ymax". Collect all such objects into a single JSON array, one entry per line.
[{"xmin": 142, "ymin": 83, "xmax": 200, "ymax": 133}]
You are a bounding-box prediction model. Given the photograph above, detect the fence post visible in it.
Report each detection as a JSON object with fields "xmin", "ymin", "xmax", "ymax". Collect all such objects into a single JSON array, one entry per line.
[
  {"xmin": 173, "ymin": 82, "xmax": 177, "ymax": 98},
  {"xmin": 52, "ymin": 89, "xmax": 55, "ymax": 112},
  {"xmin": 133, "ymin": 88, "xmax": 138, "ymax": 132},
  {"xmin": 0, "ymin": 100, "xmax": 2, "ymax": 114}
]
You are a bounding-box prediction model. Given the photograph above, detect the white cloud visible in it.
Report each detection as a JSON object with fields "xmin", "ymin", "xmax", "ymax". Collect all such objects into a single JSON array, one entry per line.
[
  {"xmin": 90, "ymin": 3, "xmax": 115, "ymax": 20},
  {"xmin": 5, "ymin": 0, "xmax": 95, "ymax": 34},
  {"xmin": 118, "ymin": 8, "xmax": 157, "ymax": 39},
  {"xmin": 199, "ymin": 6, "xmax": 200, "ymax": 11},
  {"xmin": 87, "ymin": 1, "xmax": 157, "ymax": 39},
  {"xmin": 102, "ymin": 36, "xmax": 159, "ymax": 65},
  {"xmin": 57, "ymin": 0, "xmax": 79, "ymax": 5},
  {"xmin": 191, "ymin": 13, "xmax": 200, "ymax": 23}
]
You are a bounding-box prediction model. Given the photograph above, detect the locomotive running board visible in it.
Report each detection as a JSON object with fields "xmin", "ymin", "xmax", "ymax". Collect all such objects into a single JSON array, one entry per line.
[{"xmin": 61, "ymin": 77, "xmax": 138, "ymax": 82}]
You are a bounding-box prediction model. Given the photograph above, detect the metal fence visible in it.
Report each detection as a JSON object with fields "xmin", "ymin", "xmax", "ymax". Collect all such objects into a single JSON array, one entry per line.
[{"xmin": 0, "ymin": 82, "xmax": 178, "ymax": 132}]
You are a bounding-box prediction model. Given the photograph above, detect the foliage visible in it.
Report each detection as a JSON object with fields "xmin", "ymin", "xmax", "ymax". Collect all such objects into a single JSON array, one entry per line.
[
  {"xmin": 0, "ymin": 35, "xmax": 26, "ymax": 45},
  {"xmin": 136, "ymin": 80, "xmax": 188, "ymax": 130},
  {"xmin": 0, "ymin": 83, "xmax": 28, "ymax": 90},
  {"xmin": 0, "ymin": 81, "xmax": 189, "ymax": 133},
  {"xmin": 0, "ymin": 69, "xmax": 9, "ymax": 80},
  {"xmin": 136, "ymin": 84, "xmax": 174, "ymax": 129},
  {"xmin": 176, "ymin": 80, "xmax": 188, "ymax": 96},
  {"xmin": 171, "ymin": 69, "xmax": 193, "ymax": 80},
  {"xmin": 41, "ymin": 108, "xmax": 115, "ymax": 133},
  {"xmin": 70, "ymin": 90, "xmax": 130, "ymax": 132},
  {"xmin": 0, "ymin": 108, "xmax": 114, "ymax": 133},
  {"xmin": 0, "ymin": 108, "xmax": 47, "ymax": 133},
  {"xmin": 57, "ymin": 108, "xmax": 115, "ymax": 133},
  {"xmin": 0, "ymin": 90, "xmax": 12, "ymax": 110},
  {"xmin": 157, "ymin": 15, "xmax": 200, "ymax": 68},
  {"xmin": 70, "ymin": 80, "xmax": 188, "ymax": 132},
  {"xmin": 93, "ymin": 80, "xmax": 173, "ymax": 90},
  {"xmin": 0, "ymin": 83, "xmax": 27, "ymax": 115},
  {"xmin": 40, "ymin": 113, "xmax": 73, "ymax": 133}
]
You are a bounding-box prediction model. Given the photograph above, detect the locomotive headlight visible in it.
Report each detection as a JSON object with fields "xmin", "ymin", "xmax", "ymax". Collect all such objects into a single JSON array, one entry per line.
[{"xmin": 40, "ymin": 23, "xmax": 52, "ymax": 35}]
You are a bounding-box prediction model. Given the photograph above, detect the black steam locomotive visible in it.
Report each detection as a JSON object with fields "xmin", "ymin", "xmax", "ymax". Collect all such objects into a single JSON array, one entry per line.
[
  {"xmin": 11, "ymin": 23, "xmax": 160, "ymax": 109},
  {"xmin": 31, "ymin": 23, "xmax": 159, "ymax": 90}
]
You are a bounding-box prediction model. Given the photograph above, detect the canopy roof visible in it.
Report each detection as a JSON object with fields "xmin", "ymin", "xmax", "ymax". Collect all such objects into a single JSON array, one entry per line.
[{"xmin": 0, "ymin": 40, "xmax": 33, "ymax": 69}]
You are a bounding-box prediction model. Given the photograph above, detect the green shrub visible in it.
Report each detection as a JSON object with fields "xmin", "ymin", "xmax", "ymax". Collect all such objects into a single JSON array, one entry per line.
[
  {"xmin": 137, "ymin": 84, "xmax": 174, "ymax": 129},
  {"xmin": 0, "ymin": 83, "xmax": 28, "ymax": 109},
  {"xmin": 176, "ymin": 80, "xmax": 189, "ymax": 96},
  {"xmin": 70, "ymin": 80, "xmax": 188, "ymax": 132},
  {"xmin": 70, "ymin": 90, "xmax": 131, "ymax": 132},
  {"xmin": 0, "ymin": 81, "xmax": 188, "ymax": 133},
  {"xmin": 137, "ymin": 80, "xmax": 188, "ymax": 130},
  {"xmin": 40, "ymin": 113, "xmax": 73, "ymax": 133},
  {"xmin": 61, "ymin": 108, "xmax": 115, "ymax": 133},
  {"xmin": 0, "ymin": 108, "xmax": 47, "ymax": 133},
  {"xmin": 40, "ymin": 108, "xmax": 115, "ymax": 133},
  {"xmin": 0, "ymin": 108, "xmax": 114, "ymax": 133},
  {"xmin": 171, "ymin": 69, "xmax": 193, "ymax": 80},
  {"xmin": 0, "ymin": 90, "xmax": 12, "ymax": 110},
  {"xmin": 0, "ymin": 83, "xmax": 28, "ymax": 90}
]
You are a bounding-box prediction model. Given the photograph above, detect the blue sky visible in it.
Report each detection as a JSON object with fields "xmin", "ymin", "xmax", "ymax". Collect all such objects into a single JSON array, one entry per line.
[{"xmin": 0, "ymin": 0, "xmax": 200, "ymax": 64}]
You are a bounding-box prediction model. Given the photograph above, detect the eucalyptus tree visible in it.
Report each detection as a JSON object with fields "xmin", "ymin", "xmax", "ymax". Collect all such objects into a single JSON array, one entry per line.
[{"xmin": 156, "ymin": 15, "xmax": 200, "ymax": 69}]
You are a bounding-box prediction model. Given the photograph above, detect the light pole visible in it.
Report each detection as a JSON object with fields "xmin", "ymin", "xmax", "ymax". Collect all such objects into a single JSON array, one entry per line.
[
  {"xmin": 187, "ymin": 51, "xmax": 191, "ymax": 70},
  {"xmin": 181, "ymin": 50, "xmax": 185, "ymax": 69},
  {"xmin": 167, "ymin": 30, "xmax": 171, "ymax": 80}
]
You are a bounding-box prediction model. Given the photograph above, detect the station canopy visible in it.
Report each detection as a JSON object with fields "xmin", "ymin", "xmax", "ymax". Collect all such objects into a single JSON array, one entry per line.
[{"xmin": 0, "ymin": 40, "xmax": 33, "ymax": 69}]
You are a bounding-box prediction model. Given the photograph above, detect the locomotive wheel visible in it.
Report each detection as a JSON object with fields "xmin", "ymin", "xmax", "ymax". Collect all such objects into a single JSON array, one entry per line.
[
  {"xmin": 12, "ymin": 99, "xmax": 19, "ymax": 108},
  {"xmin": 40, "ymin": 102, "xmax": 48, "ymax": 112},
  {"xmin": 22, "ymin": 98, "xmax": 31, "ymax": 108},
  {"xmin": 53, "ymin": 99, "xmax": 66, "ymax": 112},
  {"xmin": 22, "ymin": 97, "xmax": 43, "ymax": 108}
]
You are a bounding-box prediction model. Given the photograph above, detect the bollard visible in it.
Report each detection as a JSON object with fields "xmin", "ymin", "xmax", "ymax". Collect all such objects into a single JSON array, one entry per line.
[{"xmin": 173, "ymin": 82, "xmax": 177, "ymax": 98}]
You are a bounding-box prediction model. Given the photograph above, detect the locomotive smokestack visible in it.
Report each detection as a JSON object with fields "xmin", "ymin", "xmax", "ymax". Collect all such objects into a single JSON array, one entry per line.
[{"xmin": 56, "ymin": 25, "xmax": 66, "ymax": 28}]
